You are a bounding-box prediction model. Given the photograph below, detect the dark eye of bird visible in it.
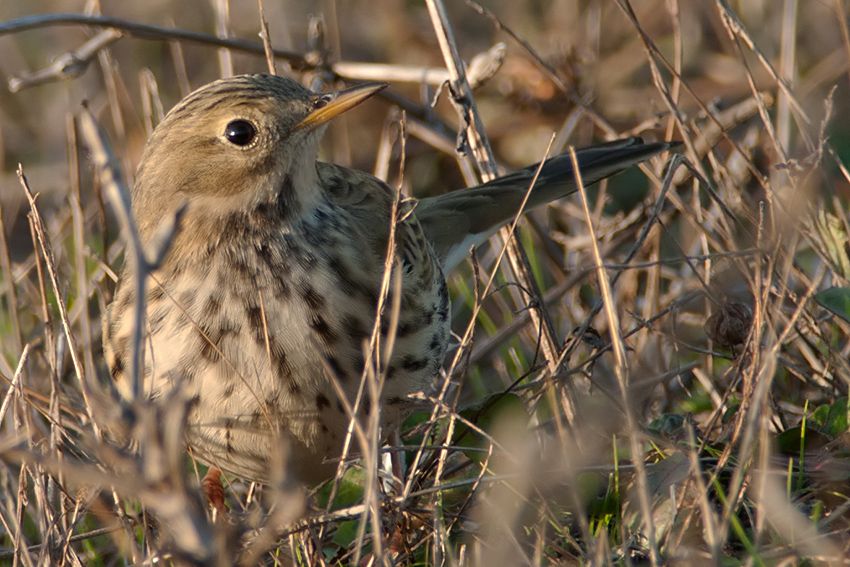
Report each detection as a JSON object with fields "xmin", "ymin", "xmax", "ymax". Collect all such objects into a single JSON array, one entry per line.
[
  {"xmin": 224, "ymin": 120, "xmax": 257, "ymax": 146},
  {"xmin": 312, "ymin": 95, "xmax": 332, "ymax": 109}
]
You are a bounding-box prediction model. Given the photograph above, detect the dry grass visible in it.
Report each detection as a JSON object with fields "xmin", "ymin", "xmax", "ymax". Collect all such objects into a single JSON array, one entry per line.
[{"xmin": 1, "ymin": 0, "xmax": 850, "ymax": 564}]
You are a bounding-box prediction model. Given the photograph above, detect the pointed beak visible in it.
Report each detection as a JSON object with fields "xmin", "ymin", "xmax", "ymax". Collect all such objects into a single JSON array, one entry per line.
[{"xmin": 296, "ymin": 82, "xmax": 387, "ymax": 130}]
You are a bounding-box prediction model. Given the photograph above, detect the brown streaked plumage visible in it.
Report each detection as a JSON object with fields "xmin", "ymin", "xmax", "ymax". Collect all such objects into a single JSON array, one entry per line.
[{"xmin": 104, "ymin": 73, "xmax": 676, "ymax": 484}]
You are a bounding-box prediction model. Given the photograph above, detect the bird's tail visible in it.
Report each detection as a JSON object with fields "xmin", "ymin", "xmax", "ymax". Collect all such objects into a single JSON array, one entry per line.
[{"xmin": 417, "ymin": 137, "xmax": 679, "ymax": 271}]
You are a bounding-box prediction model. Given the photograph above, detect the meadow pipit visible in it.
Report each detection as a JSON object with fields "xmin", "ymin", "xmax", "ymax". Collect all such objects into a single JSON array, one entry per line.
[{"xmin": 104, "ymin": 74, "xmax": 675, "ymax": 484}]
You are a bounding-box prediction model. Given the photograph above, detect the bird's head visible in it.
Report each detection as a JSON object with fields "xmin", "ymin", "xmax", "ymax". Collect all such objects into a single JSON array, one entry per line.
[{"xmin": 131, "ymin": 74, "xmax": 385, "ymax": 240}]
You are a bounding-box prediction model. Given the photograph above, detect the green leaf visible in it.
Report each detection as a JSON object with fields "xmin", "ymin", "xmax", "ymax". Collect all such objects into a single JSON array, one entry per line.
[
  {"xmin": 332, "ymin": 519, "xmax": 359, "ymax": 548},
  {"xmin": 811, "ymin": 404, "xmax": 831, "ymax": 429},
  {"xmin": 776, "ymin": 426, "xmax": 831, "ymax": 455},
  {"xmin": 315, "ymin": 467, "xmax": 365, "ymax": 510},
  {"xmin": 814, "ymin": 287, "xmax": 850, "ymax": 324},
  {"xmin": 824, "ymin": 397, "xmax": 850, "ymax": 437},
  {"xmin": 811, "ymin": 397, "xmax": 849, "ymax": 438},
  {"xmin": 458, "ymin": 392, "xmax": 527, "ymax": 464}
]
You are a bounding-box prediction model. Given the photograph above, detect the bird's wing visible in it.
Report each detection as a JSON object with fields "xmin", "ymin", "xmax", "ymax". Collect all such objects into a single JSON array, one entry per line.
[
  {"xmin": 316, "ymin": 162, "xmax": 434, "ymax": 278},
  {"xmin": 415, "ymin": 137, "xmax": 679, "ymax": 272},
  {"xmin": 317, "ymin": 162, "xmax": 394, "ymax": 253},
  {"xmin": 318, "ymin": 162, "xmax": 427, "ymax": 261}
]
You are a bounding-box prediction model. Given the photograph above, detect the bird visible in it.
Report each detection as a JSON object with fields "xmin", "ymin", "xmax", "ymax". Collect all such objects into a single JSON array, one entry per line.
[{"xmin": 103, "ymin": 73, "xmax": 677, "ymax": 485}]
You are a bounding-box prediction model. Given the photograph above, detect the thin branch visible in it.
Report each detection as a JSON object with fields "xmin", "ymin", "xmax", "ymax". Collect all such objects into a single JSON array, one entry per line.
[
  {"xmin": 256, "ymin": 0, "xmax": 276, "ymax": 75},
  {"xmin": 0, "ymin": 12, "xmax": 461, "ymax": 89},
  {"xmin": 18, "ymin": 168, "xmax": 96, "ymax": 429},
  {"xmin": 570, "ymin": 145, "xmax": 659, "ymax": 565},
  {"xmin": 77, "ymin": 105, "xmax": 146, "ymax": 401},
  {"xmin": 423, "ymin": 0, "xmax": 571, "ymax": 422},
  {"xmin": 0, "ymin": 345, "xmax": 30, "ymax": 426},
  {"xmin": 77, "ymin": 105, "xmax": 184, "ymax": 401},
  {"xmin": 8, "ymin": 28, "xmax": 123, "ymax": 92}
]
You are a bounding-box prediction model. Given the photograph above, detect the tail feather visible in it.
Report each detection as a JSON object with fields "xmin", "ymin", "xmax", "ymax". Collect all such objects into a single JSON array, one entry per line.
[{"xmin": 417, "ymin": 137, "xmax": 679, "ymax": 272}]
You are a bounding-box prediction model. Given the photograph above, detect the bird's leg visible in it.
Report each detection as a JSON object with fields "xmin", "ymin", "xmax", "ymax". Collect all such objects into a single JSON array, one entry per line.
[{"xmin": 201, "ymin": 467, "xmax": 227, "ymax": 518}]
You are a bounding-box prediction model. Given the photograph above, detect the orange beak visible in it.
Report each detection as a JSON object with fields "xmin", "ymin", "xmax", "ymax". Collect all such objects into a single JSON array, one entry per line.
[{"xmin": 296, "ymin": 82, "xmax": 387, "ymax": 130}]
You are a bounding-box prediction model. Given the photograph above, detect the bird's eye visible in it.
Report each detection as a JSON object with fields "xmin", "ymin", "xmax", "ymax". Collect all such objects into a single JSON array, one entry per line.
[
  {"xmin": 224, "ymin": 120, "xmax": 257, "ymax": 146},
  {"xmin": 312, "ymin": 95, "xmax": 333, "ymax": 109}
]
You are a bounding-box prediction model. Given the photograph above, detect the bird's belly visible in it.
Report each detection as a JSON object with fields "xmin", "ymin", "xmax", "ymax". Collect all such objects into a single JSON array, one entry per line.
[{"xmin": 122, "ymin": 248, "xmax": 450, "ymax": 483}]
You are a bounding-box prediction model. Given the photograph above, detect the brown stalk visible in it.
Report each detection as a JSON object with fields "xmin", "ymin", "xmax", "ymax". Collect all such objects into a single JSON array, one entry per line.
[{"xmin": 570, "ymin": 146, "xmax": 660, "ymax": 565}]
